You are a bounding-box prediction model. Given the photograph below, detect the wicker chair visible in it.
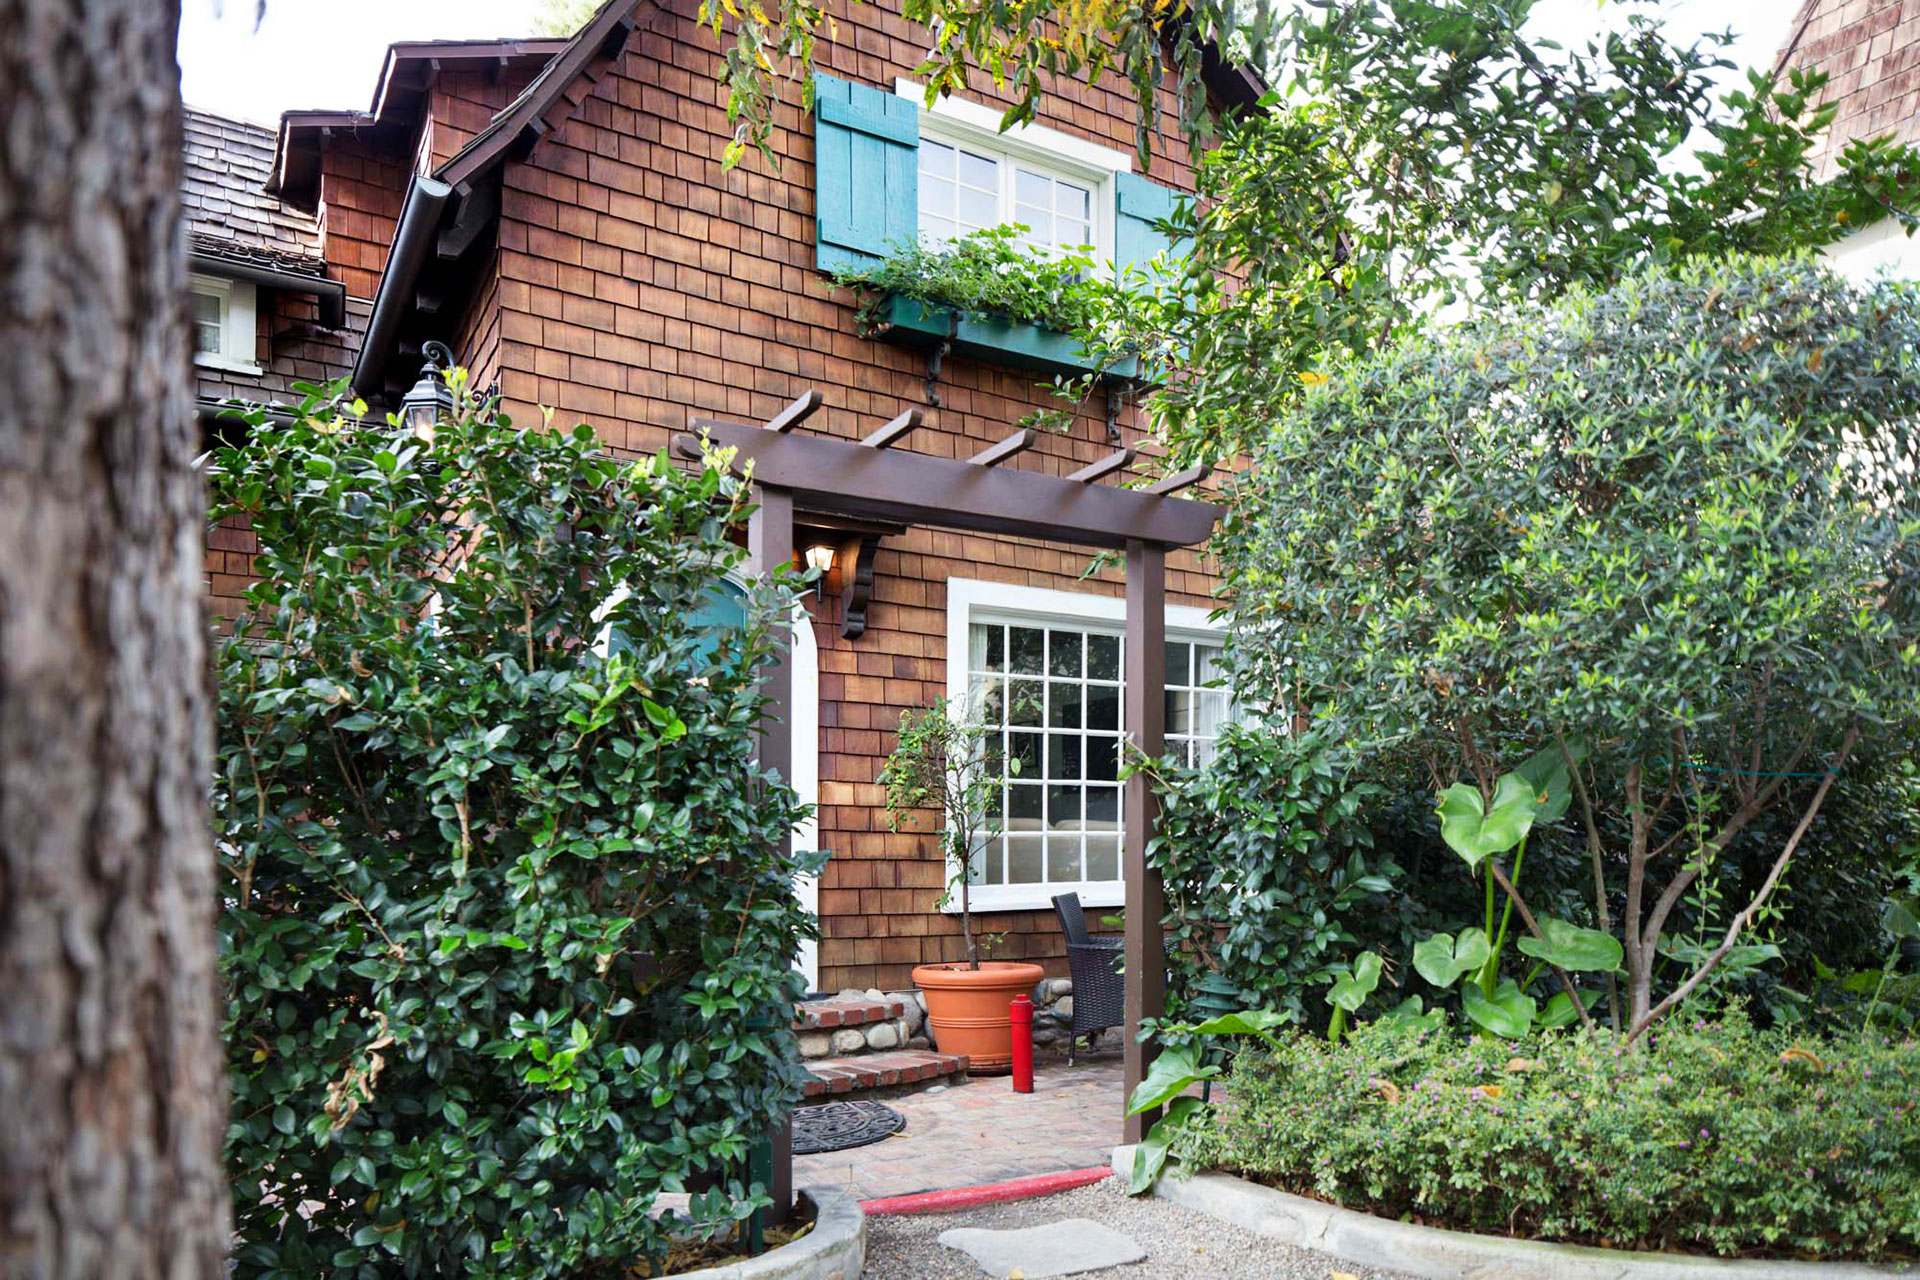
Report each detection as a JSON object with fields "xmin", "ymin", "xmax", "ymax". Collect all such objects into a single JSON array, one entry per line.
[{"xmin": 1052, "ymin": 892, "xmax": 1125, "ymax": 1065}]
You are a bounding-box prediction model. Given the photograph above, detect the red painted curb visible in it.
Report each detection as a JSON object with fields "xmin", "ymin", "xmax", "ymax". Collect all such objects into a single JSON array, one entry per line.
[{"xmin": 859, "ymin": 1165, "xmax": 1113, "ymax": 1216}]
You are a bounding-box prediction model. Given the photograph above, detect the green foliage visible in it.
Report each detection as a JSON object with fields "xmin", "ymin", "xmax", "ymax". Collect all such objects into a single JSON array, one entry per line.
[
  {"xmin": 213, "ymin": 385, "xmax": 818, "ymax": 1277},
  {"xmin": 1177, "ymin": 1015, "xmax": 1920, "ymax": 1260},
  {"xmin": 1140, "ymin": 724, "xmax": 1402, "ymax": 1028},
  {"xmin": 831, "ymin": 225, "xmax": 1101, "ymax": 334},
  {"xmin": 1123, "ymin": 1009, "xmax": 1286, "ymax": 1193},
  {"xmin": 878, "ymin": 693, "xmax": 1012, "ymax": 969},
  {"xmin": 1219, "ymin": 257, "xmax": 1920, "ymax": 1038},
  {"xmin": 1069, "ymin": 6, "xmax": 1920, "ymax": 473}
]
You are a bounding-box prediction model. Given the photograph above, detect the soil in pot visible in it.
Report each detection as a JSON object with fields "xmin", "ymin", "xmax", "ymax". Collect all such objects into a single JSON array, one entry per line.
[{"xmin": 913, "ymin": 960, "xmax": 1045, "ymax": 1074}]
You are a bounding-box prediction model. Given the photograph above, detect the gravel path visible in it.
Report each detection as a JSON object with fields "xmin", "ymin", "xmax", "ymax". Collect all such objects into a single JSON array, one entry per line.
[{"xmin": 862, "ymin": 1177, "xmax": 1414, "ymax": 1279}]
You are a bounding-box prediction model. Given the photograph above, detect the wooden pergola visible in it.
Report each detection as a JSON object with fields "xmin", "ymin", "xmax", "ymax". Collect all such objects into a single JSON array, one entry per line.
[{"xmin": 673, "ymin": 389, "xmax": 1222, "ymax": 1215}]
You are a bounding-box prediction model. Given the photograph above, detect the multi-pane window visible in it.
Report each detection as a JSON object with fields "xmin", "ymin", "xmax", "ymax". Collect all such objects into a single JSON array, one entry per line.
[
  {"xmin": 965, "ymin": 620, "xmax": 1229, "ymax": 892},
  {"xmin": 917, "ymin": 135, "xmax": 1097, "ymax": 255}
]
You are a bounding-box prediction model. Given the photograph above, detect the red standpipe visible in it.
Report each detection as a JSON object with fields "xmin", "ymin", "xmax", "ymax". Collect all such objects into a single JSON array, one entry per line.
[{"xmin": 1009, "ymin": 994, "xmax": 1034, "ymax": 1093}]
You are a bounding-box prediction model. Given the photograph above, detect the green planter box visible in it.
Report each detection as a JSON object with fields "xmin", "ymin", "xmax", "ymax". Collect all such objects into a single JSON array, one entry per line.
[{"xmin": 875, "ymin": 294, "xmax": 1142, "ymax": 384}]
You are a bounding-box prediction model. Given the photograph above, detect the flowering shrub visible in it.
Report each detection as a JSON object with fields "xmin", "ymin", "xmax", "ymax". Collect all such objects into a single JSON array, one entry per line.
[
  {"xmin": 1182, "ymin": 1015, "xmax": 1920, "ymax": 1258},
  {"xmin": 213, "ymin": 386, "xmax": 817, "ymax": 1277}
]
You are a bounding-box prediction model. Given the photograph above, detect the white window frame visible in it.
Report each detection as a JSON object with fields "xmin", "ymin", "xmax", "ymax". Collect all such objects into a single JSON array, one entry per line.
[
  {"xmin": 942, "ymin": 576, "xmax": 1223, "ymax": 912},
  {"xmin": 189, "ymin": 272, "xmax": 261, "ymax": 376},
  {"xmin": 895, "ymin": 79, "xmax": 1131, "ymax": 269}
]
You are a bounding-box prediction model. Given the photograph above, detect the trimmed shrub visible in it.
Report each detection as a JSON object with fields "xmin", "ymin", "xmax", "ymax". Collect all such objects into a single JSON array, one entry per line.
[
  {"xmin": 1143, "ymin": 725, "xmax": 1407, "ymax": 1028},
  {"xmin": 212, "ymin": 386, "xmax": 817, "ymax": 1277},
  {"xmin": 1182, "ymin": 1016, "xmax": 1920, "ymax": 1258}
]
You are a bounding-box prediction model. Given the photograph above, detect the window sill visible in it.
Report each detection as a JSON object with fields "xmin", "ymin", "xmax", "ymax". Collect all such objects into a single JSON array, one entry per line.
[
  {"xmin": 873, "ymin": 293, "xmax": 1142, "ymax": 385},
  {"xmin": 194, "ymin": 353, "xmax": 264, "ymax": 378},
  {"xmin": 944, "ymin": 881, "xmax": 1126, "ymax": 913}
]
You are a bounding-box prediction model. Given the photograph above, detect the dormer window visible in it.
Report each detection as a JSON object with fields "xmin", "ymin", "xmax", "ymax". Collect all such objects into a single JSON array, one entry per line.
[{"xmin": 188, "ymin": 273, "xmax": 260, "ymax": 375}]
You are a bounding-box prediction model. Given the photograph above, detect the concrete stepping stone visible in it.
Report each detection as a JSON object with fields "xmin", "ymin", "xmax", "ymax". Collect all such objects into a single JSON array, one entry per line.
[{"xmin": 936, "ymin": 1217, "xmax": 1146, "ymax": 1278}]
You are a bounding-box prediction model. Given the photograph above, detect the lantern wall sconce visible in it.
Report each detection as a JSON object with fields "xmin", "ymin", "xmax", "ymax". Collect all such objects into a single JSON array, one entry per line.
[
  {"xmin": 399, "ymin": 340, "xmax": 457, "ymax": 439},
  {"xmin": 795, "ymin": 521, "xmax": 895, "ymax": 640}
]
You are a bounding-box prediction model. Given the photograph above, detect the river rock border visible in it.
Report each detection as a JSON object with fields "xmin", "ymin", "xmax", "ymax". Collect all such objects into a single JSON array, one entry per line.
[
  {"xmin": 676, "ymin": 1187, "xmax": 865, "ymax": 1280},
  {"xmin": 800, "ymin": 981, "xmax": 1079, "ymax": 1059},
  {"xmin": 1110, "ymin": 1147, "xmax": 1901, "ymax": 1280}
]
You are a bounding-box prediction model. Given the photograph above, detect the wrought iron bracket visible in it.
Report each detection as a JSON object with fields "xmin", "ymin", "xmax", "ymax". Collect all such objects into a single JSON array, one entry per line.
[
  {"xmin": 1104, "ymin": 384, "xmax": 1124, "ymax": 445},
  {"xmin": 925, "ymin": 339, "xmax": 950, "ymax": 407}
]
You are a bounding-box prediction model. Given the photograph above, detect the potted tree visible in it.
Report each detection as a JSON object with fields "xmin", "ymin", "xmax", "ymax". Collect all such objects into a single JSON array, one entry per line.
[{"xmin": 881, "ymin": 695, "xmax": 1044, "ymax": 1073}]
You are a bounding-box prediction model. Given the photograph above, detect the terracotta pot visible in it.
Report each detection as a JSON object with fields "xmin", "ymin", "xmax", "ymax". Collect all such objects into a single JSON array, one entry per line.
[{"xmin": 913, "ymin": 960, "xmax": 1046, "ymax": 1074}]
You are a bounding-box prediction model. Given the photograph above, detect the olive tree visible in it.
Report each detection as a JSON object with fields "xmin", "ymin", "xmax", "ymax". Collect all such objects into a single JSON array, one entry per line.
[{"xmin": 1218, "ymin": 257, "xmax": 1920, "ymax": 1043}]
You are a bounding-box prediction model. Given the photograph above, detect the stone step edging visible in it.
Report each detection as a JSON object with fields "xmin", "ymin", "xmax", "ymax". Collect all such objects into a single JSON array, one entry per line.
[{"xmin": 1110, "ymin": 1146, "xmax": 1904, "ymax": 1280}]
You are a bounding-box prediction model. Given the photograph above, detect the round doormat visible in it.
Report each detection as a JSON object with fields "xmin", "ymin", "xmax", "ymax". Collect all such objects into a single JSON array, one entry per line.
[{"xmin": 792, "ymin": 1100, "xmax": 906, "ymax": 1155}]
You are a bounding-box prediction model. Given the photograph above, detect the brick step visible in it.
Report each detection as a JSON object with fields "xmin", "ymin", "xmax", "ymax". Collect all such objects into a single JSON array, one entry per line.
[
  {"xmin": 794, "ymin": 995, "xmax": 906, "ymax": 1032},
  {"xmin": 801, "ymin": 1050, "xmax": 968, "ymax": 1099}
]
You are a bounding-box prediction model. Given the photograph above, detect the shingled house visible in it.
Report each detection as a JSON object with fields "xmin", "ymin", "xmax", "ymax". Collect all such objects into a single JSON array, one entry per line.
[
  {"xmin": 191, "ymin": 0, "xmax": 1257, "ymax": 1034},
  {"xmin": 1776, "ymin": 0, "xmax": 1920, "ymax": 277}
]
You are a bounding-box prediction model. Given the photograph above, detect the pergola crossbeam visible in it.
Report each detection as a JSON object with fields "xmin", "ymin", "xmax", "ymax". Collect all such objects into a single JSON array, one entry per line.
[
  {"xmin": 861, "ymin": 408, "xmax": 923, "ymax": 449},
  {"xmin": 767, "ymin": 389, "xmax": 825, "ymax": 434},
  {"xmin": 1147, "ymin": 465, "xmax": 1211, "ymax": 496},
  {"xmin": 968, "ymin": 428, "xmax": 1037, "ymax": 468},
  {"xmin": 1067, "ymin": 448, "xmax": 1135, "ymax": 484}
]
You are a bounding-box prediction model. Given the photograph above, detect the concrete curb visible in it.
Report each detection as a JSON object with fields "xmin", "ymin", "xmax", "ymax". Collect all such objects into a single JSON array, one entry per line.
[
  {"xmin": 1111, "ymin": 1147, "xmax": 1908, "ymax": 1279},
  {"xmin": 678, "ymin": 1187, "xmax": 866, "ymax": 1279}
]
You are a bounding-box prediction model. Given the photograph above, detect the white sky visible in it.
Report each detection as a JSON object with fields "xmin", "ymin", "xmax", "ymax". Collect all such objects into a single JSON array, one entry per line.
[{"xmin": 177, "ymin": 0, "xmax": 1803, "ymax": 129}]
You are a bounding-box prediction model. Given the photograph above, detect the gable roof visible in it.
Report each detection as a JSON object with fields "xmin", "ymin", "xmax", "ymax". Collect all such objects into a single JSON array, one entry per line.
[
  {"xmin": 343, "ymin": 0, "xmax": 1269, "ymax": 402},
  {"xmin": 270, "ymin": 38, "xmax": 570, "ymax": 209},
  {"xmin": 1774, "ymin": 0, "xmax": 1920, "ymax": 180},
  {"xmin": 184, "ymin": 108, "xmax": 345, "ymax": 327},
  {"xmin": 185, "ymin": 108, "xmax": 326, "ymax": 277}
]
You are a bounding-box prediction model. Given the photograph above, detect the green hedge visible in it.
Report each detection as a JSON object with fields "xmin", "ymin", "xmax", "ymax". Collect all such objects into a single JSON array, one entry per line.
[
  {"xmin": 1180, "ymin": 1016, "xmax": 1920, "ymax": 1259},
  {"xmin": 213, "ymin": 387, "xmax": 816, "ymax": 1277}
]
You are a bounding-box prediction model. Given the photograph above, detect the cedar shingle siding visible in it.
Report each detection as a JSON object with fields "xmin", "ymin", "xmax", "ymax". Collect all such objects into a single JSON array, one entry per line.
[
  {"xmin": 188, "ymin": 0, "xmax": 1228, "ymax": 992},
  {"xmin": 1778, "ymin": 0, "xmax": 1920, "ymax": 178}
]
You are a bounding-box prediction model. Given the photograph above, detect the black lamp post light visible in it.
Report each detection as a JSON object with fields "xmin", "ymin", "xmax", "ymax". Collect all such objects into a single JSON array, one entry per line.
[{"xmin": 399, "ymin": 339, "xmax": 456, "ymax": 440}]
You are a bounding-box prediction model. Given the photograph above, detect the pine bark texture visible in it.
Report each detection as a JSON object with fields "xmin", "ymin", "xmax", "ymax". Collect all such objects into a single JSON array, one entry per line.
[{"xmin": 0, "ymin": 0, "xmax": 230, "ymax": 1275}]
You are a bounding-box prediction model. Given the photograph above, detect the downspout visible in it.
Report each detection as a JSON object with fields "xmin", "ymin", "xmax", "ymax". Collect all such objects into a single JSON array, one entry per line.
[{"xmin": 348, "ymin": 173, "xmax": 452, "ymax": 404}]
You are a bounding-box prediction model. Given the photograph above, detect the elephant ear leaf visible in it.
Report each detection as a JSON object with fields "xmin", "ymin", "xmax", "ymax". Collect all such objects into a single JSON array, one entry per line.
[
  {"xmin": 1436, "ymin": 775, "xmax": 1537, "ymax": 869},
  {"xmin": 1383, "ymin": 994, "xmax": 1447, "ymax": 1032},
  {"xmin": 1126, "ymin": 1045, "xmax": 1217, "ymax": 1116},
  {"xmin": 1514, "ymin": 739, "xmax": 1585, "ymax": 827},
  {"xmin": 1413, "ymin": 928, "xmax": 1491, "ymax": 988},
  {"xmin": 1326, "ymin": 952, "xmax": 1383, "ymax": 1013},
  {"xmin": 1538, "ymin": 988, "xmax": 1602, "ymax": 1030},
  {"xmin": 1462, "ymin": 978, "xmax": 1536, "ymax": 1039},
  {"xmin": 1188, "ymin": 1009, "xmax": 1290, "ymax": 1037},
  {"xmin": 1128, "ymin": 1096, "xmax": 1205, "ymax": 1194},
  {"xmin": 1517, "ymin": 918, "xmax": 1623, "ymax": 973}
]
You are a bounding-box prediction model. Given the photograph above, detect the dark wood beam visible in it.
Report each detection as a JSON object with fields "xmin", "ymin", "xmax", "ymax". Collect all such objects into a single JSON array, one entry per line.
[
  {"xmin": 861, "ymin": 408, "xmax": 922, "ymax": 449},
  {"xmin": 967, "ymin": 428, "xmax": 1038, "ymax": 468},
  {"xmin": 1147, "ymin": 465, "xmax": 1211, "ymax": 497},
  {"xmin": 1122, "ymin": 539, "xmax": 1169, "ymax": 1147},
  {"xmin": 674, "ymin": 419, "xmax": 1220, "ymax": 550},
  {"xmin": 1067, "ymin": 448, "xmax": 1135, "ymax": 484},
  {"xmin": 749, "ymin": 482, "xmax": 795, "ymax": 1225},
  {"xmin": 767, "ymin": 389, "xmax": 824, "ymax": 434}
]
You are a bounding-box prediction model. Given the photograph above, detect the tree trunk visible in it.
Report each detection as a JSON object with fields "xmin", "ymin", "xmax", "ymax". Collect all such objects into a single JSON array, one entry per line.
[{"xmin": 0, "ymin": 1, "xmax": 230, "ymax": 1275}]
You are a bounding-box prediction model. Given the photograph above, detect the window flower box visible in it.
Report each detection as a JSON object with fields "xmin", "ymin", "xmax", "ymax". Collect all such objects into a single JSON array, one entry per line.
[{"xmin": 873, "ymin": 293, "xmax": 1143, "ymax": 384}]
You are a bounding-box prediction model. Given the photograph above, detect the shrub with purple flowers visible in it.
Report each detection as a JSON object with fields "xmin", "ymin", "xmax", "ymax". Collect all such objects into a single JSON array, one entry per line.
[{"xmin": 1183, "ymin": 1014, "xmax": 1920, "ymax": 1259}]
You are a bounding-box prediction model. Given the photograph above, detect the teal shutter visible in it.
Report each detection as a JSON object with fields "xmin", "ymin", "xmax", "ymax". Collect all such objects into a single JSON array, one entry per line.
[
  {"xmin": 1113, "ymin": 172, "xmax": 1191, "ymax": 282},
  {"xmin": 812, "ymin": 72, "xmax": 919, "ymax": 274}
]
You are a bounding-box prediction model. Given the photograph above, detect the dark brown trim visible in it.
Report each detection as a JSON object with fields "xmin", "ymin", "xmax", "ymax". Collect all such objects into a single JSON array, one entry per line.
[
  {"xmin": 1121, "ymin": 539, "xmax": 1168, "ymax": 1146},
  {"xmin": 676, "ymin": 418, "xmax": 1221, "ymax": 550},
  {"xmin": 188, "ymin": 252, "xmax": 346, "ymax": 330}
]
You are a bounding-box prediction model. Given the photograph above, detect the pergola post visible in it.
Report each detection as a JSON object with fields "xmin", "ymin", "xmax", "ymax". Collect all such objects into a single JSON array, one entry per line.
[
  {"xmin": 1122, "ymin": 539, "xmax": 1168, "ymax": 1144},
  {"xmin": 749, "ymin": 482, "xmax": 796, "ymax": 1223}
]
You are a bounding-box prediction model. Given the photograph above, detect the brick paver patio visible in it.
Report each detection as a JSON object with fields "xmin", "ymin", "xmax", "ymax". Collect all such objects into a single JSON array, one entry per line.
[{"xmin": 792, "ymin": 1043, "xmax": 1127, "ymax": 1201}]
